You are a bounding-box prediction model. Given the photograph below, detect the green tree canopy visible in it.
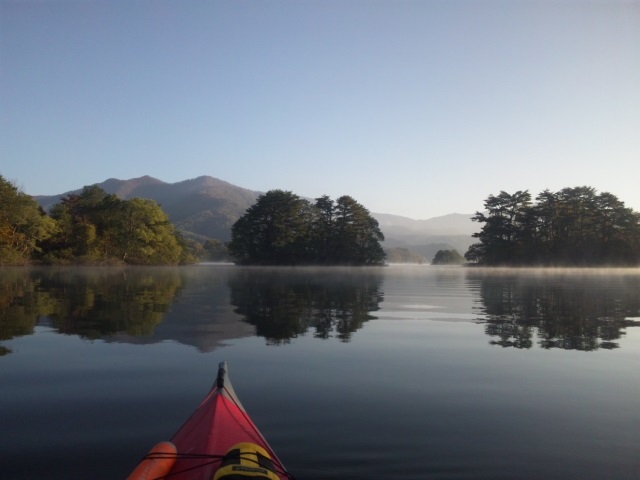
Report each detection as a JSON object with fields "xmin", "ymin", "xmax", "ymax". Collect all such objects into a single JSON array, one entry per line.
[
  {"xmin": 228, "ymin": 190, "xmax": 313, "ymax": 265},
  {"xmin": 228, "ymin": 190, "xmax": 385, "ymax": 265},
  {"xmin": 43, "ymin": 186, "xmax": 187, "ymax": 264},
  {"xmin": 431, "ymin": 249, "xmax": 464, "ymax": 265},
  {"xmin": 332, "ymin": 195, "xmax": 386, "ymax": 265},
  {"xmin": 466, "ymin": 187, "xmax": 640, "ymax": 266},
  {"xmin": 0, "ymin": 175, "xmax": 57, "ymax": 264}
]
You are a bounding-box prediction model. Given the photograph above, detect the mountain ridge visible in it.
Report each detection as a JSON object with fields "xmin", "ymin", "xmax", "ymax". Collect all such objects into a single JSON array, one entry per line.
[
  {"xmin": 33, "ymin": 175, "xmax": 477, "ymax": 253},
  {"xmin": 35, "ymin": 175, "xmax": 262, "ymax": 241}
]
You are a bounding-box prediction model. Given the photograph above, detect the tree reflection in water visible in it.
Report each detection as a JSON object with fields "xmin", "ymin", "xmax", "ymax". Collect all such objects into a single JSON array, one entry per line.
[
  {"xmin": 0, "ymin": 267, "xmax": 183, "ymax": 349},
  {"xmin": 228, "ymin": 267, "xmax": 384, "ymax": 344},
  {"xmin": 0, "ymin": 269, "xmax": 45, "ymax": 352},
  {"xmin": 469, "ymin": 270, "xmax": 640, "ymax": 350}
]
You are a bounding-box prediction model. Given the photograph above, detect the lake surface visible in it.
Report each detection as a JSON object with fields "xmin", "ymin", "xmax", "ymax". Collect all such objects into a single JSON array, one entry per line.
[{"xmin": 1, "ymin": 265, "xmax": 639, "ymax": 479}]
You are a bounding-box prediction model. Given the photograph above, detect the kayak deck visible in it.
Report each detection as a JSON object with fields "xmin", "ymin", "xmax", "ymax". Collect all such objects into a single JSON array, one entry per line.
[{"xmin": 129, "ymin": 362, "xmax": 292, "ymax": 480}]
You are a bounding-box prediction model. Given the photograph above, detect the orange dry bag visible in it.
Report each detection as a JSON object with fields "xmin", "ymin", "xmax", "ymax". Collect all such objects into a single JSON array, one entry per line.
[{"xmin": 127, "ymin": 441, "xmax": 178, "ymax": 480}]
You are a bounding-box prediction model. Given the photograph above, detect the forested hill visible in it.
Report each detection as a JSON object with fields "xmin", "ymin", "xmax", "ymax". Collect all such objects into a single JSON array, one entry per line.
[
  {"xmin": 35, "ymin": 176, "xmax": 261, "ymax": 241},
  {"xmin": 33, "ymin": 176, "xmax": 476, "ymax": 252}
]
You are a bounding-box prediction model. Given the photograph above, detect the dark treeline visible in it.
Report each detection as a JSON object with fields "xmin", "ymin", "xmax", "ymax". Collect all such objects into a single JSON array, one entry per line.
[
  {"xmin": 0, "ymin": 175, "xmax": 192, "ymax": 265},
  {"xmin": 465, "ymin": 187, "xmax": 640, "ymax": 266},
  {"xmin": 228, "ymin": 190, "xmax": 386, "ymax": 265}
]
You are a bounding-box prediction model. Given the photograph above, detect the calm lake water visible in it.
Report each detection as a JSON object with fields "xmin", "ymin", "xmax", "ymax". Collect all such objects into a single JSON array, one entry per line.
[{"xmin": 1, "ymin": 265, "xmax": 639, "ymax": 479}]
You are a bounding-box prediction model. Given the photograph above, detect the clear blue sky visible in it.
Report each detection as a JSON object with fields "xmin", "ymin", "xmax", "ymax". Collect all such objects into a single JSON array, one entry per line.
[{"xmin": 2, "ymin": 0, "xmax": 639, "ymax": 219}]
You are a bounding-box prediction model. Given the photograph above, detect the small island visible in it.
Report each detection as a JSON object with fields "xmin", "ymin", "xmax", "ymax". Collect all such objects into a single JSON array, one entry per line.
[
  {"xmin": 465, "ymin": 187, "xmax": 640, "ymax": 266},
  {"xmin": 431, "ymin": 249, "xmax": 465, "ymax": 265},
  {"xmin": 228, "ymin": 190, "xmax": 386, "ymax": 265}
]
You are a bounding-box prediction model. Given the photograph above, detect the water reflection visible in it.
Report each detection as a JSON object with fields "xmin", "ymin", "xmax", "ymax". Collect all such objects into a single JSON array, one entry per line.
[
  {"xmin": 0, "ymin": 266, "xmax": 385, "ymax": 354},
  {"xmin": 468, "ymin": 270, "xmax": 640, "ymax": 350},
  {"xmin": 0, "ymin": 267, "xmax": 183, "ymax": 353},
  {"xmin": 0, "ymin": 269, "xmax": 44, "ymax": 355},
  {"xmin": 3, "ymin": 266, "xmax": 639, "ymax": 355},
  {"xmin": 228, "ymin": 267, "xmax": 384, "ymax": 344}
]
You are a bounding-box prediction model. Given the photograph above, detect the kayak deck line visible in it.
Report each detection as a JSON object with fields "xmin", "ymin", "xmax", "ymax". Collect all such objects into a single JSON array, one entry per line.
[{"xmin": 128, "ymin": 362, "xmax": 294, "ymax": 480}]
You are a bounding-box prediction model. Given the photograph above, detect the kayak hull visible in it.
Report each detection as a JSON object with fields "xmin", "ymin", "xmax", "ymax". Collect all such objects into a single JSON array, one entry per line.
[{"xmin": 129, "ymin": 362, "xmax": 289, "ymax": 480}]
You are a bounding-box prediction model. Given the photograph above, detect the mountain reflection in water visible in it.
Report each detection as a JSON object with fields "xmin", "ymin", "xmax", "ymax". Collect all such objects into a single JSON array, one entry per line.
[
  {"xmin": 468, "ymin": 269, "xmax": 640, "ymax": 350},
  {"xmin": 0, "ymin": 266, "xmax": 385, "ymax": 354},
  {"xmin": 2, "ymin": 266, "xmax": 640, "ymax": 480},
  {"xmin": 1, "ymin": 266, "xmax": 639, "ymax": 355}
]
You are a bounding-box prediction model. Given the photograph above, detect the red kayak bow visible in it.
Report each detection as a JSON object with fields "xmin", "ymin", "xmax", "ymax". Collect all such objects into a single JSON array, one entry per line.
[{"xmin": 128, "ymin": 362, "xmax": 292, "ymax": 480}]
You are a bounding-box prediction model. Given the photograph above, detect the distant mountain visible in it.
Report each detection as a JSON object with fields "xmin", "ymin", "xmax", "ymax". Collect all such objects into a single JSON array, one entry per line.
[
  {"xmin": 373, "ymin": 212, "xmax": 478, "ymax": 260},
  {"xmin": 374, "ymin": 212, "xmax": 477, "ymax": 237},
  {"xmin": 33, "ymin": 176, "xmax": 479, "ymax": 254},
  {"xmin": 34, "ymin": 175, "xmax": 261, "ymax": 241}
]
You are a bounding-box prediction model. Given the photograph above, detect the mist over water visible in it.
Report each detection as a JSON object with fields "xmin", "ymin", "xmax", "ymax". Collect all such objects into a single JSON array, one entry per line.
[{"xmin": 1, "ymin": 265, "xmax": 639, "ymax": 479}]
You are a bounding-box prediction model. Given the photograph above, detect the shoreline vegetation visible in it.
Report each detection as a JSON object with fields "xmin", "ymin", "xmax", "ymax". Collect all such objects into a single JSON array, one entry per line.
[
  {"xmin": 2, "ymin": 174, "xmax": 639, "ymax": 267},
  {"xmin": 1, "ymin": 175, "xmax": 192, "ymax": 266},
  {"xmin": 0, "ymin": 175, "xmax": 386, "ymax": 266}
]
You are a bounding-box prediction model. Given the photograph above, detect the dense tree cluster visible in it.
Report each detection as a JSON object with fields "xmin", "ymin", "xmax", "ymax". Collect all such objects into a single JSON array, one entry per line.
[
  {"xmin": 43, "ymin": 185, "xmax": 191, "ymax": 264},
  {"xmin": 465, "ymin": 187, "xmax": 640, "ymax": 265},
  {"xmin": 431, "ymin": 249, "xmax": 464, "ymax": 265},
  {"xmin": 228, "ymin": 190, "xmax": 386, "ymax": 265},
  {"xmin": 0, "ymin": 175, "xmax": 190, "ymax": 265},
  {"xmin": 1, "ymin": 176, "xmax": 57, "ymax": 264}
]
